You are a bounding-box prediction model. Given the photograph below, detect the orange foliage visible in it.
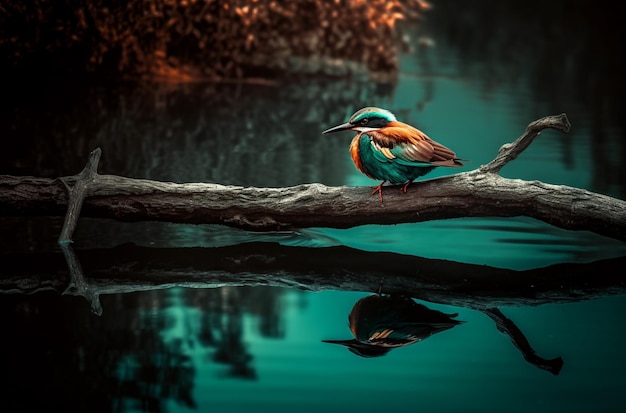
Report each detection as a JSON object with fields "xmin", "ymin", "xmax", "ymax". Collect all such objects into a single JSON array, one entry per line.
[{"xmin": 0, "ymin": 0, "xmax": 430, "ymax": 81}]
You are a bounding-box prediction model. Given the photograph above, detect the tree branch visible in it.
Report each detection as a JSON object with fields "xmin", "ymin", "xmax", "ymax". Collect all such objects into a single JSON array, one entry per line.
[
  {"xmin": 1, "ymin": 114, "xmax": 625, "ymax": 242},
  {"xmin": 481, "ymin": 113, "xmax": 571, "ymax": 173},
  {"xmin": 57, "ymin": 147, "xmax": 101, "ymax": 243}
]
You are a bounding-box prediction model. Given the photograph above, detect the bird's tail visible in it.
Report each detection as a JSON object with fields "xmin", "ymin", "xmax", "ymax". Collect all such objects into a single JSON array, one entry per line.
[{"xmin": 431, "ymin": 158, "xmax": 467, "ymax": 167}]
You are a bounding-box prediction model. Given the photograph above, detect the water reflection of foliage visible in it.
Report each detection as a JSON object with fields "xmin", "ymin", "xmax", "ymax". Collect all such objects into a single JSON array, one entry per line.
[
  {"xmin": 425, "ymin": 0, "xmax": 625, "ymax": 197},
  {"xmin": 187, "ymin": 286, "xmax": 286, "ymax": 380},
  {"xmin": 0, "ymin": 0, "xmax": 430, "ymax": 81},
  {"xmin": 0, "ymin": 286, "xmax": 290, "ymax": 410},
  {"xmin": 1, "ymin": 291, "xmax": 194, "ymax": 411},
  {"xmin": 1, "ymin": 79, "xmax": 393, "ymax": 187}
]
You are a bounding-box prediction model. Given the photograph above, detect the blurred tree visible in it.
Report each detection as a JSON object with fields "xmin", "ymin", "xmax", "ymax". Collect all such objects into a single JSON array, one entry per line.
[{"xmin": 0, "ymin": 0, "xmax": 430, "ymax": 81}]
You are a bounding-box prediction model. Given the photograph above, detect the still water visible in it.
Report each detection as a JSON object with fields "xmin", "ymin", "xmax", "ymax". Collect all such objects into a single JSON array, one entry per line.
[{"xmin": 1, "ymin": 2, "xmax": 626, "ymax": 412}]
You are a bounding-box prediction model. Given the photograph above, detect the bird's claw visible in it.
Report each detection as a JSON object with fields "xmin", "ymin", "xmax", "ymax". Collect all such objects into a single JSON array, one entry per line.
[
  {"xmin": 370, "ymin": 182, "xmax": 386, "ymax": 203},
  {"xmin": 400, "ymin": 181, "xmax": 413, "ymax": 193}
]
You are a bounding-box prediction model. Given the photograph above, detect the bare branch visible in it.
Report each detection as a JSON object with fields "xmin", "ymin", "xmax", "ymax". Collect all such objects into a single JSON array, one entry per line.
[
  {"xmin": 480, "ymin": 113, "xmax": 571, "ymax": 174},
  {"xmin": 0, "ymin": 114, "xmax": 624, "ymax": 242},
  {"xmin": 57, "ymin": 147, "xmax": 102, "ymax": 243}
]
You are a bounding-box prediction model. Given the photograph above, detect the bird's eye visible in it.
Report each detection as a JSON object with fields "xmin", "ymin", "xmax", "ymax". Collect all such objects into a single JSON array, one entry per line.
[{"xmin": 360, "ymin": 118, "xmax": 369, "ymax": 125}]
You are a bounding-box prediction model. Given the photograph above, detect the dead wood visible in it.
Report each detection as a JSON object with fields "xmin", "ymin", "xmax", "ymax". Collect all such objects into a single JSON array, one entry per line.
[{"xmin": 1, "ymin": 113, "xmax": 625, "ymax": 242}]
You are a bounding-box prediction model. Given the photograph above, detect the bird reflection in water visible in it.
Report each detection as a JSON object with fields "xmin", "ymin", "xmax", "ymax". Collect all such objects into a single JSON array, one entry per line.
[{"xmin": 323, "ymin": 293, "xmax": 462, "ymax": 357}]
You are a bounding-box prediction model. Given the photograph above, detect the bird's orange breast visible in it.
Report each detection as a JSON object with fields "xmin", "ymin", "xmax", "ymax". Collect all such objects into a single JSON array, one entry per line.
[{"xmin": 349, "ymin": 134, "xmax": 376, "ymax": 179}]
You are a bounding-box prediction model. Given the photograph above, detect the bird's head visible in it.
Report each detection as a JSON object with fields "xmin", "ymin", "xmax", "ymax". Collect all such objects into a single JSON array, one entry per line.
[{"xmin": 322, "ymin": 107, "xmax": 397, "ymax": 134}]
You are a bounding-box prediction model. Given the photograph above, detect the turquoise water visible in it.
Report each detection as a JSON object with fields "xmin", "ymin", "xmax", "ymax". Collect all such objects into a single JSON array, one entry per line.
[
  {"xmin": 3, "ymin": 288, "xmax": 624, "ymax": 412},
  {"xmin": 1, "ymin": 1, "xmax": 625, "ymax": 412}
]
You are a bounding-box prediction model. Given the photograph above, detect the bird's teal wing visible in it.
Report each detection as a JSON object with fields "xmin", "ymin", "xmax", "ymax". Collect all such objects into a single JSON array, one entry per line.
[
  {"xmin": 367, "ymin": 126, "xmax": 463, "ymax": 167},
  {"xmin": 367, "ymin": 130, "xmax": 448, "ymax": 167}
]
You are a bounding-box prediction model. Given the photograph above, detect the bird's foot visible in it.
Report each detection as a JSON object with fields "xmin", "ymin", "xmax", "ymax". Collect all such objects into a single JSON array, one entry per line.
[
  {"xmin": 400, "ymin": 180, "xmax": 414, "ymax": 193},
  {"xmin": 370, "ymin": 181, "xmax": 386, "ymax": 202}
]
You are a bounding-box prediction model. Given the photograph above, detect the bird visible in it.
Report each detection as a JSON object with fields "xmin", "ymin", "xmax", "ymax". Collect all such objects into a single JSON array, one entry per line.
[
  {"xmin": 323, "ymin": 293, "xmax": 463, "ymax": 358},
  {"xmin": 322, "ymin": 107, "xmax": 465, "ymax": 202}
]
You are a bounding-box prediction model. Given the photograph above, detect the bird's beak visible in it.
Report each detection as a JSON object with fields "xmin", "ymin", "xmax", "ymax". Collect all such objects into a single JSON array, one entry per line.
[
  {"xmin": 322, "ymin": 339, "xmax": 391, "ymax": 357},
  {"xmin": 322, "ymin": 122, "xmax": 353, "ymax": 134},
  {"xmin": 322, "ymin": 339, "xmax": 355, "ymax": 345}
]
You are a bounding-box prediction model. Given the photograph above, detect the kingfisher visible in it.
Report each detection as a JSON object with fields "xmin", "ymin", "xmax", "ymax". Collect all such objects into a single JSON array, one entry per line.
[
  {"xmin": 323, "ymin": 107, "xmax": 465, "ymax": 202},
  {"xmin": 323, "ymin": 294, "xmax": 463, "ymax": 358}
]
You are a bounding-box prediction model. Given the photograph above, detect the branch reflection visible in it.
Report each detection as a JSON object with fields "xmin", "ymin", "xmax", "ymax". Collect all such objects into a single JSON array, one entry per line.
[{"xmin": 3, "ymin": 242, "xmax": 622, "ymax": 311}]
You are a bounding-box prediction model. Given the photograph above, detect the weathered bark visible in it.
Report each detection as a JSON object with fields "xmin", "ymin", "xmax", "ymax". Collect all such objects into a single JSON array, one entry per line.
[
  {"xmin": 56, "ymin": 148, "xmax": 101, "ymax": 243},
  {"xmin": 1, "ymin": 113, "xmax": 625, "ymax": 241}
]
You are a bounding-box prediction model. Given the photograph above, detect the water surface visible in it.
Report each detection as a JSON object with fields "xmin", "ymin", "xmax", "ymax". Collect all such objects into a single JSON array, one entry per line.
[{"xmin": 1, "ymin": 1, "xmax": 625, "ymax": 412}]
